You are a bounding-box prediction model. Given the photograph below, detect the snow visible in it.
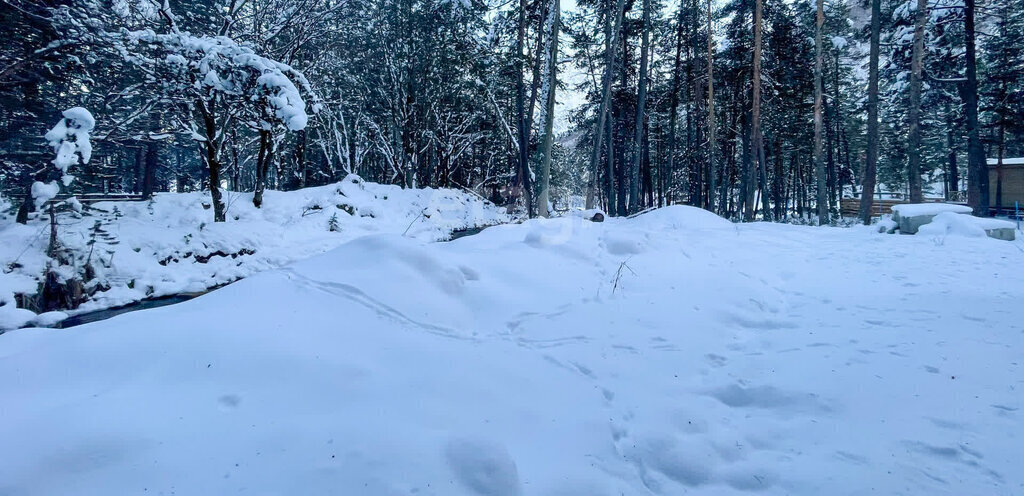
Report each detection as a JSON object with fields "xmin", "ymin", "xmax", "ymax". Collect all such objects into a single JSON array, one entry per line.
[
  {"xmin": 256, "ymin": 71, "xmax": 308, "ymax": 130},
  {"xmin": 0, "ymin": 305, "xmax": 34, "ymax": 330},
  {"xmin": 987, "ymin": 157, "xmax": 1024, "ymax": 166},
  {"xmin": 917, "ymin": 211, "xmax": 1016, "ymax": 238},
  {"xmin": 0, "ymin": 176, "xmax": 506, "ymax": 330},
  {"xmin": 65, "ymin": 196, "xmax": 83, "ymax": 213},
  {"xmin": 44, "ymin": 107, "xmax": 95, "ymax": 172},
  {"xmin": 30, "ymin": 180, "xmax": 60, "ymax": 209},
  {"xmin": 30, "ymin": 311, "xmax": 68, "ymax": 327},
  {"xmin": 31, "ymin": 108, "xmax": 95, "ymax": 209},
  {"xmin": 890, "ymin": 202, "xmax": 974, "ymax": 217},
  {"xmin": 123, "ymin": 31, "xmax": 314, "ymax": 131},
  {"xmin": 60, "ymin": 107, "xmax": 96, "ymax": 134},
  {"xmin": 876, "ymin": 217, "xmax": 898, "ymax": 233},
  {"xmin": 1, "ymin": 207, "xmax": 1022, "ymax": 495}
]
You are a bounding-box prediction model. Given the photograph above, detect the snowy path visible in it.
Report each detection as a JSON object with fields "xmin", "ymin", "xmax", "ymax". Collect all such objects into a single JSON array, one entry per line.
[{"xmin": 1, "ymin": 207, "xmax": 1022, "ymax": 495}]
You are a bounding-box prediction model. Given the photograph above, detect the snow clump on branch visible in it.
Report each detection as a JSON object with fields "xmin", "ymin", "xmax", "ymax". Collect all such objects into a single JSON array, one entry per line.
[{"xmin": 33, "ymin": 107, "xmax": 94, "ymax": 208}]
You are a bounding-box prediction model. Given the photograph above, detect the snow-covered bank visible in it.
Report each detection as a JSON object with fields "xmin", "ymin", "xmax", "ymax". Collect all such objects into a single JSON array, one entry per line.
[
  {"xmin": 0, "ymin": 176, "xmax": 507, "ymax": 329},
  {"xmin": 1, "ymin": 207, "xmax": 1023, "ymax": 495}
]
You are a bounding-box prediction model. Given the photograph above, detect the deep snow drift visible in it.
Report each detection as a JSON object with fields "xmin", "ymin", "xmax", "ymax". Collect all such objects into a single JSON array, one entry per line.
[
  {"xmin": 1, "ymin": 207, "xmax": 1022, "ymax": 495},
  {"xmin": 0, "ymin": 175, "xmax": 507, "ymax": 329}
]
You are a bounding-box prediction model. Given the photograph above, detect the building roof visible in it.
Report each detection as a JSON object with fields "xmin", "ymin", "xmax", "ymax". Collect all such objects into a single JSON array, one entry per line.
[{"xmin": 987, "ymin": 157, "xmax": 1024, "ymax": 166}]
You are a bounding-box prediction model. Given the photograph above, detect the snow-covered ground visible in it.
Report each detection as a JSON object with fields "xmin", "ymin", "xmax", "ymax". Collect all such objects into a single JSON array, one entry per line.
[
  {"xmin": 1, "ymin": 206, "xmax": 1022, "ymax": 495},
  {"xmin": 0, "ymin": 175, "xmax": 507, "ymax": 329}
]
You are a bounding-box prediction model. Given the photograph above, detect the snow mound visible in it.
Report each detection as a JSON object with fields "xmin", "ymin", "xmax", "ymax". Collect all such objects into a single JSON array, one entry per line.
[
  {"xmin": 284, "ymin": 235, "xmax": 478, "ymax": 333},
  {"xmin": 629, "ymin": 205, "xmax": 733, "ymax": 230},
  {"xmin": 523, "ymin": 218, "xmax": 581, "ymax": 248},
  {"xmin": 891, "ymin": 203, "xmax": 973, "ymax": 217},
  {"xmin": 917, "ymin": 211, "xmax": 1015, "ymax": 238},
  {"xmin": 602, "ymin": 230, "xmax": 646, "ymax": 255},
  {"xmin": 0, "ymin": 305, "xmax": 34, "ymax": 330}
]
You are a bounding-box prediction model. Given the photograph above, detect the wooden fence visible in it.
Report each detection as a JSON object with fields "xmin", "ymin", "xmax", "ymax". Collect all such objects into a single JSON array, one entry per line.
[
  {"xmin": 44, "ymin": 193, "xmax": 146, "ymax": 207},
  {"xmin": 839, "ymin": 198, "xmax": 953, "ymax": 217}
]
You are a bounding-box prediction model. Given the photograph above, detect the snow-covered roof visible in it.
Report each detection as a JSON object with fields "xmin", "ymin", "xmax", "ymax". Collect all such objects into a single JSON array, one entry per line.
[{"xmin": 987, "ymin": 157, "xmax": 1024, "ymax": 166}]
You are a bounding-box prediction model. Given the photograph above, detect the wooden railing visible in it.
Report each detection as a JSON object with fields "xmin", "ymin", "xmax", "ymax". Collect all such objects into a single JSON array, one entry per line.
[
  {"xmin": 839, "ymin": 197, "xmax": 956, "ymax": 217},
  {"xmin": 44, "ymin": 193, "xmax": 146, "ymax": 207}
]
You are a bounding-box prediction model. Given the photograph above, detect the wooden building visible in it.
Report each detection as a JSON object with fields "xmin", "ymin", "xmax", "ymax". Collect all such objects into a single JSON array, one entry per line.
[{"xmin": 988, "ymin": 157, "xmax": 1024, "ymax": 212}]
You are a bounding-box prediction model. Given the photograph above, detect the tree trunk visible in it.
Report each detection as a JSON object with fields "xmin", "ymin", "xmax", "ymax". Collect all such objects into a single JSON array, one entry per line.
[
  {"xmin": 295, "ymin": 129, "xmax": 307, "ymax": 188},
  {"xmin": 962, "ymin": 0, "xmax": 989, "ymax": 216},
  {"xmin": 586, "ymin": 0, "xmax": 625, "ymax": 211},
  {"xmin": 197, "ymin": 100, "xmax": 226, "ymax": 222},
  {"xmin": 143, "ymin": 140, "xmax": 158, "ymax": 199},
  {"xmin": 995, "ymin": 123, "xmax": 1005, "ymax": 213},
  {"xmin": 706, "ymin": 0, "xmax": 716, "ymax": 213},
  {"xmin": 812, "ymin": 0, "xmax": 829, "ymax": 224},
  {"xmin": 616, "ymin": 26, "xmax": 629, "ymax": 217},
  {"xmin": 859, "ymin": 0, "xmax": 881, "ymax": 224},
  {"xmin": 535, "ymin": 0, "xmax": 559, "ymax": 218},
  {"xmin": 253, "ymin": 130, "xmax": 274, "ymax": 209},
  {"xmin": 831, "ymin": 50, "xmax": 842, "ymax": 210},
  {"xmin": 826, "ymin": 97, "xmax": 837, "ymax": 214},
  {"xmin": 515, "ymin": 0, "xmax": 534, "ymax": 215},
  {"xmin": 15, "ymin": 180, "xmax": 35, "ymax": 225},
  {"xmin": 46, "ymin": 202, "xmax": 59, "ymax": 261},
  {"xmin": 945, "ymin": 100, "xmax": 959, "ymax": 197},
  {"xmin": 602, "ymin": 110, "xmax": 610, "ymax": 211},
  {"xmin": 664, "ymin": 0, "xmax": 686, "ymax": 207},
  {"xmin": 906, "ymin": 0, "xmax": 927, "ymax": 203},
  {"xmin": 741, "ymin": 111, "xmax": 752, "ymax": 217},
  {"xmin": 628, "ymin": 0, "xmax": 652, "ymax": 214},
  {"xmin": 773, "ymin": 137, "xmax": 784, "ymax": 220},
  {"xmin": 523, "ymin": 0, "xmax": 548, "ymax": 217},
  {"xmin": 685, "ymin": 0, "xmax": 698, "ymax": 206},
  {"xmin": 747, "ymin": 0, "xmax": 764, "ymax": 222}
]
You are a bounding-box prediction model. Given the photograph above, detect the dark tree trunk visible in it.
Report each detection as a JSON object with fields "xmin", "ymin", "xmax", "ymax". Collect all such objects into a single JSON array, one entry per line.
[
  {"xmin": 906, "ymin": 0, "xmax": 927, "ymax": 203},
  {"xmin": 946, "ymin": 101, "xmax": 960, "ymax": 196},
  {"xmin": 515, "ymin": 0, "xmax": 534, "ymax": 215},
  {"xmin": 961, "ymin": 0, "xmax": 989, "ymax": 216},
  {"xmin": 628, "ymin": 0, "xmax": 652, "ymax": 214},
  {"xmin": 706, "ymin": 0, "xmax": 716, "ymax": 213},
  {"xmin": 813, "ymin": 0, "xmax": 829, "ymax": 223},
  {"xmin": 747, "ymin": 0, "xmax": 764, "ymax": 222},
  {"xmin": 665, "ymin": 0, "xmax": 686, "ymax": 206},
  {"xmin": 606, "ymin": 111, "xmax": 617, "ymax": 212},
  {"xmin": 253, "ymin": 130, "xmax": 273, "ymax": 209},
  {"xmin": 197, "ymin": 100, "xmax": 226, "ymax": 222},
  {"xmin": 295, "ymin": 129, "xmax": 307, "ymax": 188},
  {"xmin": 773, "ymin": 138, "xmax": 784, "ymax": 220},
  {"xmin": 586, "ymin": 0, "xmax": 625, "ymax": 211},
  {"xmin": 995, "ymin": 125, "xmax": 1005, "ymax": 213},
  {"xmin": 859, "ymin": 0, "xmax": 881, "ymax": 224}
]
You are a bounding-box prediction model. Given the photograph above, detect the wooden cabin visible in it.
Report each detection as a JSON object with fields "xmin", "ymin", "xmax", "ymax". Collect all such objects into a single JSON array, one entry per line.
[{"xmin": 989, "ymin": 157, "xmax": 1024, "ymax": 212}]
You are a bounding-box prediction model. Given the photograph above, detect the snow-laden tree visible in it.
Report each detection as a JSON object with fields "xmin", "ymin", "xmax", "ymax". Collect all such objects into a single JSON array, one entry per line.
[
  {"xmin": 113, "ymin": 30, "xmax": 317, "ymax": 220},
  {"xmin": 16, "ymin": 108, "xmax": 95, "ymax": 224}
]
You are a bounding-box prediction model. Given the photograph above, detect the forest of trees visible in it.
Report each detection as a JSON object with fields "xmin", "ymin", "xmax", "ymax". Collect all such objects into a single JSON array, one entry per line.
[{"xmin": 1, "ymin": 0, "xmax": 1022, "ymax": 223}]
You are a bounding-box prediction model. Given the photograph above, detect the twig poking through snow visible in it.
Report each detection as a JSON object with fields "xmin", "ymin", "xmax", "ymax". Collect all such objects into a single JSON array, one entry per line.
[
  {"xmin": 611, "ymin": 259, "xmax": 636, "ymax": 295},
  {"xmin": 402, "ymin": 209, "xmax": 428, "ymax": 237}
]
